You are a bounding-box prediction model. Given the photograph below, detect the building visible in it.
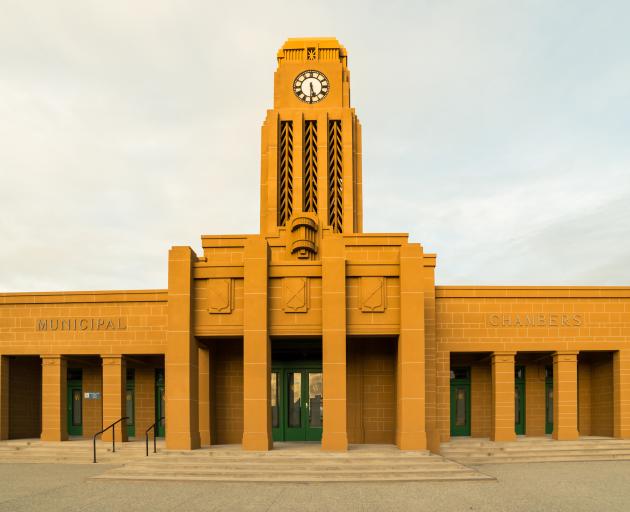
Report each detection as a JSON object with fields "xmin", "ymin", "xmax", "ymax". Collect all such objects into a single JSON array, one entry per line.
[{"xmin": 1, "ymin": 38, "xmax": 629, "ymax": 453}]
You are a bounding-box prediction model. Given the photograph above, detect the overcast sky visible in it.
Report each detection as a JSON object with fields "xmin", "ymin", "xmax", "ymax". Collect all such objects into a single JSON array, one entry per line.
[{"xmin": 1, "ymin": 1, "xmax": 629, "ymax": 292}]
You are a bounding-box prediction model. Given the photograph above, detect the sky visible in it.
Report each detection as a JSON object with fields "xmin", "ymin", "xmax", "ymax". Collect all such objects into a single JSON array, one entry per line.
[{"xmin": 1, "ymin": 0, "xmax": 629, "ymax": 292}]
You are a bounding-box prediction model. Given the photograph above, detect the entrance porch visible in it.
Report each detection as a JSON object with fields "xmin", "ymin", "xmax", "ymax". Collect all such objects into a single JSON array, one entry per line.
[{"xmin": 444, "ymin": 350, "xmax": 630, "ymax": 444}]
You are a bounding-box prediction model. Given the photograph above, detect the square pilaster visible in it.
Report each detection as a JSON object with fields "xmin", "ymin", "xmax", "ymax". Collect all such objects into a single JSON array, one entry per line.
[
  {"xmin": 321, "ymin": 235, "xmax": 348, "ymax": 451},
  {"xmin": 40, "ymin": 355, "xmax": 67, "ymax": 442},
  {"xmin": 198, "ymin": 345, "xmax": 211, "ymax": 445},
  {"xmin": 101, "ymin": 355, "xmax": 127, "ymax": 442},
  {"xmin": 0, "ymin": 356, "xmax": 9, "ymax": 440},
  {"xmin": 242, "ymin": 236, "xmax": 272, "ymax": 451},
  {"xmin": 491, "ymin": 351, "xmax": 516, "ymax": 442},
  {"xmin": 166, "ymin": 245, "xmax": 200, "ymax": 450},
  {"xmin": 396, "ymin": 243, "xmax": 427, "ymax": 450},
  {"xmin": 613, "ymin": 350, "xmax": 630, "ymax": 439},
  {"xmin": 553, "ymin": 351, "xmax": 579, "ymax": 441}
]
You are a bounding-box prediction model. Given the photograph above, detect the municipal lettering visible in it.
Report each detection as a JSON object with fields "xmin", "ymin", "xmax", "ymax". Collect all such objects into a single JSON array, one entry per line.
[{"xmin": 36, "ymin": 318, "xmax": 127, "ymax": 331}]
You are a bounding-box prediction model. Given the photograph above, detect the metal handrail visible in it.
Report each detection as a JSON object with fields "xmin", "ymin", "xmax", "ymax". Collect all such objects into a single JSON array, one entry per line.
[
  {"xmin": 92, "ymin": 416, "xmax": 129, "ymax": 463},
  {"xmin": 145, "ymin": 417, "xmax": 165, "ymax": 456}
]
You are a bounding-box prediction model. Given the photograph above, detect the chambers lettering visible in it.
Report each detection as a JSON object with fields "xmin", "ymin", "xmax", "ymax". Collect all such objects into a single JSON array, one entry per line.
[
  {"xmin": 486, "ymin": 313, "xmax": 583, "ymax": 328},
  {"xmin": 36, "ymin": 318, "xmax": 127, "ymax": 331}
]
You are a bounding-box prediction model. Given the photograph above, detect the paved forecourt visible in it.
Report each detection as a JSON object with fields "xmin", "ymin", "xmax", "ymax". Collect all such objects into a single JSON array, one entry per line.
[{"xmin": 0, "ymin": 460, "xmax": 629, "ymax": 512}]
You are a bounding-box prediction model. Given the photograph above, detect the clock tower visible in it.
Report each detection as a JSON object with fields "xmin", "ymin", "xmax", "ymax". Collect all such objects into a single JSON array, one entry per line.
[{"xmin": 260, "ymin": 38, "xmax": 363, "ymax": 238}]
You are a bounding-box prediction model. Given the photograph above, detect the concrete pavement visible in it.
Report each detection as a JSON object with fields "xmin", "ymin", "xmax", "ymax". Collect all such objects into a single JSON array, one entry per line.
[{"xmin": 0, "ymin": 460, "xmax": 628, "ymax": 511}]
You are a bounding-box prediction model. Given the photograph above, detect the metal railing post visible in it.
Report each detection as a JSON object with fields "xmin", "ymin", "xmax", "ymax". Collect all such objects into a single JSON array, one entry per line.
[
  {"xmin": 144, "ymin": 416, "xmax": 164, "ymax": 457},
  {"xmin": 92, "ymin": 416, "xmax": 129, "ymax": 463}
]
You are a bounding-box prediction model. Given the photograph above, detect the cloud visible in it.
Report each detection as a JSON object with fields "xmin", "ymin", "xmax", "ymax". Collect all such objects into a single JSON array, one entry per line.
[{"xmin": 1, "ymin": 1, "xmax": 629, "ymax": 291}]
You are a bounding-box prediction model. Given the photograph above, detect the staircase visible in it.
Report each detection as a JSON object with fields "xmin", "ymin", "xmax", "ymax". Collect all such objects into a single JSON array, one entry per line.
[
  {"xmin": 93, "ymin": 443, "xmax": 494, "ymax": 483},
  {"xmin": 441, "ymin": 436, "xmax": 630, "ymax": 464},
  {"xmin": 0, "ymin": 439, "xmax": 158, "ymax": 464}
]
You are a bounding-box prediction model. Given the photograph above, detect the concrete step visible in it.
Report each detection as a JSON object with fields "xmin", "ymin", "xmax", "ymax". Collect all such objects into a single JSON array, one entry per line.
[
  {"xmin": 444, "ymin": 440, "xmax": 630, "ymax": 447},
  {"xmin": 158, "ymin": 447, "xmax": 435, "ymax": 460},
  {"xmin": 91, "ymin": 446, "xmax": 493, "ymax": 483},
  {"xmin": 137, "ymin": 455, "xmax": 446, "ymax": 464},
  {"xmin": 442, "ymin": 448, "xmax": 630, "ymax": 456},
  {"xmin": 106, "ymin": 465, "xmax": 474, "ymax": 475},
  {"xmin": 94, "ymin": 465, "xmax": 492, "ymax": 483},
  {"xmin": 115, "ymin": 462, "xmax": 461, "ymax": 472},
  {"xmin": 0, "ymin": 442, "xmax": 158, "ymax": 464},
  {"xmin": 94, "ymin": 472, "xmax": 492, "ymax": 482},
  {"xmin": 452, "ymin": 454, "xmax": 630, "ymax": 464},
  {"xmin": 440, "ymin": 438, "xmax": 630, "ymax": 464}
]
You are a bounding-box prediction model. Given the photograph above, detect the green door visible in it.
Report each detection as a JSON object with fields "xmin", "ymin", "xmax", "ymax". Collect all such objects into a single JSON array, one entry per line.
[
  {"xmin": 272, "ymin": 367, "xmax": 323, "ymax": 442},
  {"xmin": 515, "ymin": 366, "xmax": 526, "ymax": 435},
  {"xmin": 155, "ymin": 369, "xmax": 165, "ymax": 437},
  {"xmin": 450, "ymin": 367, "xmax": 471, "ymax": 436},
  {"xmin": 545, "ymin": 366, "xmax": 553, "ymax": 434},
  {"xmin": 126, "ymin": 369, "xmax": 135, "ymax": 438},
  {"xmin": 67, "ymin": 369, "xmax": 83, "ymax": 436}
]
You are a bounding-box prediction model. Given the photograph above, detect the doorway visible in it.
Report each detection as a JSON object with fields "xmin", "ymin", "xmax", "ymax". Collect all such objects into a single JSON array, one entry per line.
[
  {"xmin": 272, "ymin": 366, "xmax": 322, "ymax": 442},
  {"xmin": 450, "ymin": 367, "xmax": 471, "ymax": 436},
  {"xmin": 67, "ymin": 369, "xmax": 83, "ymax": 436}
]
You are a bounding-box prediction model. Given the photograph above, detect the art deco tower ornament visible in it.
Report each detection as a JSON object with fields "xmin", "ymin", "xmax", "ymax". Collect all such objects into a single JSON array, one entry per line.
[{"xmin": 259, "ymin": 38, "xmax": 363, "ymax": 242}]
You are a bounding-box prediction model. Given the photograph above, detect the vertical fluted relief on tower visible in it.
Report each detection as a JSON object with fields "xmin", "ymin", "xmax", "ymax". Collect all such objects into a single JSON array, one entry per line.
[
  {"xmin": 260, "ymin": 38, "xmax": 362, "ymax": 236},
  {"xmin": 277, "ymin": 120, "xmax": 294, "ymax": 227},
  {"xmin": 303, "ymin": 120, "xmax": 318, "ymax": 213},
  {"xmin": 327, "ymin": 120, "xmax": 343, "ymax": 233}
]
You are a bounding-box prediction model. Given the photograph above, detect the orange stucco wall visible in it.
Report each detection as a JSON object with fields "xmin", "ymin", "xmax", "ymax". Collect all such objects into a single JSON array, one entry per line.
[
  {"xmin": 591, "ymin": 356, "xmax": 613, "ymax": 436},
  {"xmin": 9, "ymin": 357, "xmax": 41, "ymax": 439},
  {"xmin": 212, "ymin": 341, "xmax": 243, "ymax": 444},
  {"xmin": 347, "ymin": 338, "xmax": 396, "ymax": 444},
  {"xmin": 435, "ymin": 287, "xmax": 630, "ymax": 442},
  {"xmin": 82, "ymin": 364, "xmax": 102, "ymax": 438},
  {"xmin": 0, "ymin": 290, "xmax": 168, "ymax": 356},
  {"xmin": 525, "ymin": 363, "xmax": 546, "ymax": 437}
]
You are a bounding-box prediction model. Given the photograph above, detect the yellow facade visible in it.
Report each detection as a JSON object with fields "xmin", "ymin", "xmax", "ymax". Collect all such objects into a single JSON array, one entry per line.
[{"xmin": 1, "ymin": 38, "xmax": 630, "ymax": 452}]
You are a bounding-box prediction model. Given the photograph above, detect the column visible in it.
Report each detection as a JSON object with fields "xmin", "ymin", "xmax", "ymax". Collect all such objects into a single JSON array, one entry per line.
[
  {"xmin": 613, "ymin": 350, "xmax": 630, "ymax": 439},
  {"xmin": 198, "ymin": 345, "xmax": 211, "ymax": 445},
  {"xmin": 166, "ymin": 246, "xmax": 200, "ymax": 450},
  {"xmin": 321, "ymin": 235, "xmax": 348, "ymax": 451},
  {"xmin": 553, "ymin": 351, "xmax": 579, "ymax": 440},
  {"xmin": 0, "ymin": 356, "xmax": 9, "ymax": 440},
  {"xmin": 101, "ymin": 355, "xmax": 127, "ymax": 442},
  {"xmin": 40, "ymin": 355, "xmax": 67, "ymax": 441},
  {"xmin": 242, "ymin": 236, "xmax": 272, "ymax": 450},
  {"xmin": 491, "ymin": 351, "xmax": 516, "ymax": 442},
  {"xmin": 396, "ymin": 243, "xmax": 427, "ymax": 450}
]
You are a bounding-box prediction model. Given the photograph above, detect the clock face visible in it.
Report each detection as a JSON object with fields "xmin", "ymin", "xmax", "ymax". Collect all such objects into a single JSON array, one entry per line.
[{"xmin": 293, "ymin": 70, "xmax": 329, "ymax": 104}]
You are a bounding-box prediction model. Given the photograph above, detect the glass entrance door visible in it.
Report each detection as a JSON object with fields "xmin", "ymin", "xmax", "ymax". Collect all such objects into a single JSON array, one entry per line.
[
  {"xmin": 272, "ymin": 368, "xmax": 323, "ymax": 442},
  {"xmin": 515, "ymin": 366, "xmax": 526, "ymax": 435},
  {"xmin": 67, "ymin": 369, "xmax": 83, "ymax": 436},
  {"xmin": 450, "ymin": 367, "xmax": 471, "ymax": 436}
]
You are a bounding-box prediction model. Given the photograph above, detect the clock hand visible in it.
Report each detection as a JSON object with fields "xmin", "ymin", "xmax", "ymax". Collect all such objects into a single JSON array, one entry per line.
[{"xmin": 309, "ymin": 81, "xmax": 315, "ymax": 98}]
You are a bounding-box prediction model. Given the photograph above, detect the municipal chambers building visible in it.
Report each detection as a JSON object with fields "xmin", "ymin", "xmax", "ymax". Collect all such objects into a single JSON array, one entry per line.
[{"xmin": 1, "ymin": 38, "xmax": 629, "ymax": 452}]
